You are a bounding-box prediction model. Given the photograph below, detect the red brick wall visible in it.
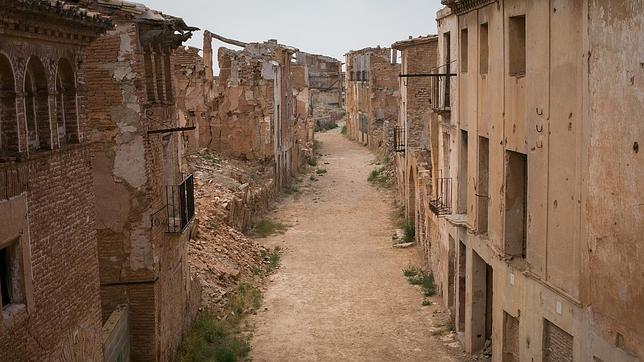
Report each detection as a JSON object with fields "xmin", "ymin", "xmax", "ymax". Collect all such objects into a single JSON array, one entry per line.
[{"xmin": 0, "ymin": 146, "xmax": 102, "ymax": 361}]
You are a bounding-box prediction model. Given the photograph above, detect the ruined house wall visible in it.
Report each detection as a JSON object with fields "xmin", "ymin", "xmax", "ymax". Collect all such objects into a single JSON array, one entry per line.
[
  {"xmin": 345, "ymin": 48, "xmax": 400, "ymax": 153},
  {"xmin": 0, "ymin": 2, "xmax": 110, "ymax": 356},
  {"xmin": 295, "ymin": 52, "xmax": 344, "ymax": 127},
  {"xmin": 84, "ymin": 20, "xmax": 194, "ymax": 361},
  {"xmin": 584, "ymin": 1, "xmax": 643, "ymax": 358},
  {"xmin": 393, "ymin": 37, "xmax": 438, "ymax": 226},
  {"xmin": 213, "ymin": 47, "xmax": 276, "ymax": 162},
  {"xmin": 174, "ymin": 46, "xmax": 211, "ymax": 153},
  {"xmin": 421, "ymin": 1, "xmax": 643, "ymax": 361}
]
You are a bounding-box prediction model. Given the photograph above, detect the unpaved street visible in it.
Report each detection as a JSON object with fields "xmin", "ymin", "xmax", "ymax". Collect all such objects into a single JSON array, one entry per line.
[{"xmin": 249, "ymin": 129, "xmax": 464, "ymax": 361}]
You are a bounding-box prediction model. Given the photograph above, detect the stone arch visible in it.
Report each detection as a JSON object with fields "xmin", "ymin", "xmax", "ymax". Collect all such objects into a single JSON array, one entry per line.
[
  {"xmin": 55, "ymin": 57, "xmax": 78, "ymax": 144},
  {"xmin": 0, "ymin": 52, "xmax": 18, "ymax": 156},
  {"xmin": 24, "ymin": 55, "xmax": 51, "ymax": 151}
]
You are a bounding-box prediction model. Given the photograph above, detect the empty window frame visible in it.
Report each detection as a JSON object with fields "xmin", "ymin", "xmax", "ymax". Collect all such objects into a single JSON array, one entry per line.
[
  {"xmin": 460, "ymin": 28, "xmax": 469, "ymax": 73},
  {"xmin": 458, "ymin": 130, "xmax": 468, "ymax": 214},
  {"xmin": 477, "ymin": 136, "xmax": 490, "ymax": 233},
  {"xmin": 0, "ymin": 53, "xmax": 18, "ymax": 155},
  {"xmin": 0, "ymin": 240, "xmax": 24, "ymax": 307},
  {"xmin": 509, "ymin": 15, "xmax": 526, "ymax": 76},
  {"xmin": 504, "ymin": 150, "xmax": 527, "ymax": 258},
  {"xmin": 480, "ymin": 23, "xmax": 489, "ymax": 75},
  {"xmin": 503, "ymin": 312, "xmax": 520, "ymax": 362},
  {"xmin": 543, "ymin": 319, "xmax": 574, "ymax": 362}
]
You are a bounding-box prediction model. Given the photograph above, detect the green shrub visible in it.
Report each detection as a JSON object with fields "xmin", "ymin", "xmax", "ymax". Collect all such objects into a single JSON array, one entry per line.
[
  {"xmin": 341, "ymin": 125, "xmax": 347, "ymax": 135},
  {"xmin": 316, "ymin": 168, "xmax": 327, "ymax": 175},
  {"xmin": 307, "ymin": 157, "xmax": 318, "ymax": 166},
  {"xmin": 402, "ymin": 223, "xmax": 415, "ymax": 243},
  {"xmin": 252, "ymin": 219, "xmax": 288, "ymax": 238}
]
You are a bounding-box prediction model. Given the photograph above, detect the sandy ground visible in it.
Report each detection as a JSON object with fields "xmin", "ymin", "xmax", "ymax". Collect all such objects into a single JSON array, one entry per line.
[{"xmin": 249, "ymin": 129, "xmax": 468, "ymax": 361}]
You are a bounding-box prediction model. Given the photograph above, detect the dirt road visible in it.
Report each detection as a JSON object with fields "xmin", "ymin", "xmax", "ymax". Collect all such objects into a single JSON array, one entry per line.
[{"xmin": 249, "ymin": 128, "xmax": 465, "ymax": 361}]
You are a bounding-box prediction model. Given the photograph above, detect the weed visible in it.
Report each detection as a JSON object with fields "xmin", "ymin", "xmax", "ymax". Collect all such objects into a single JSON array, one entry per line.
[
  {"xmin": 313, "ymin": 140, "xmax": 321, "ymax": 151},
  {"xmin": 402, "ymin": 223, "xmax": 415, "ymax": 243},
  {"xmin": 341, "ymin": 125, "xmax": 347, "ymax": 135},
  {"xmin": 307, "ymin": 157, "xmax": 318, "ymax": 167},
  {"xmin": 283, "ymin": 184, "xmax": 298, "ymax": 195},
  {"xmin": 367, "ymin": 168, "xmax": 382, "ymax": 182},
  {"xmin": 266, "ymin": 247, "xmax": 281, "ymax": 272},
  {"xmin": 208, "ymin": 220, "xmax": 220, "ymax": 231},
  {"xmin": 177, "ymin": 282, "xmax": 263, "ymax": 362},
  {"xmin": 252, "ymin": 219, "xmax": 288, "ymax": 238},
  {"xmin": 447, "ymin": 320, "xmax": 455, "ymax": 332},
  {"xmin": 204, "ymin": 154, "xmax": 221, "ymax": 166},
  {"xmin": 422, "ymin": 299, "xmax": 432, "ymax": 306},
  {"xmin": 403, "ymin": 265, "xmax": 420, "ymax": 277},
  {"xmin": 315, "ymin": 122, "xmax": 339, "ymax": 132},
  {"xmin": 367, "ymin": 167, "xmax": 390, "ymax": 185},
  {"xmin": 309, "ymin": 175, "xmax": 318, "ymax": 181},
  {"xmin": 316, "ymin": 168, "xmax": 327, "ymax": 175},
  {"xmin": 405, "ymin": 267, "xmax": 437, "ymax": 297}
]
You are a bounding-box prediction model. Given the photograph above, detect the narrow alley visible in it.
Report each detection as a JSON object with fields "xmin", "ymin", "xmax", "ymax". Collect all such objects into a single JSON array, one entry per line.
[{"xmin": 249, "ymin": 128, "xmax": 463, "ymax": 361}]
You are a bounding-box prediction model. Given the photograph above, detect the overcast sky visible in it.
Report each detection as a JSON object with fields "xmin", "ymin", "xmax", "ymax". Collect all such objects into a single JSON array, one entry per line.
[{"xmin": 144, "ymin": 0, "xmax": 442, "ymax": 66}]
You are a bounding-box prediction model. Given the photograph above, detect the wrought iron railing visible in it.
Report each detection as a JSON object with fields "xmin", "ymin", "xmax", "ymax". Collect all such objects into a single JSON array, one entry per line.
[
  {"xmin": 429, "ymin": 175, "xmax": 452, "ymax": 215},
  {"xmin": 393, "ymin": 126, "xmax": 405, "ymax": 153},
  {"xmin": 165, "ymin": 174, "xmax": 195, "ymax": 233}
]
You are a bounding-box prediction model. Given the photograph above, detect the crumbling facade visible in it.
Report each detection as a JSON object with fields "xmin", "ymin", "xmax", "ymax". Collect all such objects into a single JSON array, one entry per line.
[
  {"xmin": 397, "ymin": 1, "xmax": 643, "ymax": 361},
  {"xmin": 294, "ymin": 52, "xmax": 344, "ymax": 129},
  {"xmin": 391, "ymin": 35, "xmax": 439, "ymax": 236},
  {"xmin": 176, "ymin": 34, "xmax": 314, "ymax": 192},
  {"xmin": 82, "ymin": 2, "xmax": 198, "ymax": 360},
  {"xmin": 0, "ymin": 1, "xmax": 108, "ymax": 359},
  {"xmin": 345, "ymin": 47, "xmax": 400, "ymax": 152}
]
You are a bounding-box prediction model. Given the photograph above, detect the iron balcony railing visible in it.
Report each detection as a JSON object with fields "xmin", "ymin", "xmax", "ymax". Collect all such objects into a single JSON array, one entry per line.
[
  {"xmin": 429, "ymin": 174, "xmax": 452, "ymax": 215},
  {"xmin": 165, "ymin": 174, "xmax": 195, "ymax": 233},
  {"xmin": 393, "ymin": 126, "xmax": 405, "ymax": 153}
]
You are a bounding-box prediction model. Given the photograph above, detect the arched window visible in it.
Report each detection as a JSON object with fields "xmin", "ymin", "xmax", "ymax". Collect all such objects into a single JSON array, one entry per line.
[
  {"xmin": 56, "ymin": 58, "xmax": 78, "ymax": 144},
  {"xmin": 24, "ymin": 56, "xmax": 50, "ymax": 151},
  {"xmin": 0, "ymin": 54, "xmax": 18, "ymax": 157}
]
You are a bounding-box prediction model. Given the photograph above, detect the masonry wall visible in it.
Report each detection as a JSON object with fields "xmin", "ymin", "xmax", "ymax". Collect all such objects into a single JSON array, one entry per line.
[
  {"xmin": 84, "ymin": 20, "xmax": 194, "ymax": 361},
  {"xmin": 345, "ymin": 47, "xmax": 400, "ymax": 153},
  {"xmin": 423, "ymin": 2, "xmax": 643, "ymax": 361},
  {"xmin": 0, "ymin": 31, "xmax": 103, "ymax": 359}
]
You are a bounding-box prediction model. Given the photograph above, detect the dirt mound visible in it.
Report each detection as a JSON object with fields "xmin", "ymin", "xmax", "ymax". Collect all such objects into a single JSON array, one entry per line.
[{"xmin": 188, "ymin": 151, "xmax": 273, "ymax": 310}]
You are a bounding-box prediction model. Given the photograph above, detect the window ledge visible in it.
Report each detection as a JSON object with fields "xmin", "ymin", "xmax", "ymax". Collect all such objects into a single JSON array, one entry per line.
[{"xmin": 2, "ymin": 303, "xmax": 27, "ymax": 330}]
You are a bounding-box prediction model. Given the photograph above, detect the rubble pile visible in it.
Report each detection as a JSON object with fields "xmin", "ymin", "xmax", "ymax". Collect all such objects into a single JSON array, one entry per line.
[{"xmin": 188, "ymin": 151, "xmax": 275, "ymax": 309}]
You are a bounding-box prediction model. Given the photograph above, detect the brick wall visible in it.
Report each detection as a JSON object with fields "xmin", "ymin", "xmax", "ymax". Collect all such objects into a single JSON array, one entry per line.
[
  {"xmin": 0, "ymin": 146, "xmax": 102, "ymax": 361},
  {"xmin": 402, "ymin": 40, "xmax": 437, "ymax": 149},
  {"xmin": 543, "ymin": 319, "xmax": 573, "ymax": 361}
]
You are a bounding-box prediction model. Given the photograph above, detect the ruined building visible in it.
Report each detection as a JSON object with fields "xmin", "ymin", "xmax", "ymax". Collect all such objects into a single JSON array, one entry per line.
[
  {"xmin": 0, "ymin": 1, "xmax": 109, "ymax": 359},
  {"xmin": 81, "ymin": 2, "xmax": 198, "ymax": 360},
  {"xmin": 395, "ymin": 1, "xmax": 642, "ymax": 361},
  {"xmin": 294, "ymin": 52, "xmax": 344, "ymax": 129},
  {"xmin": 391, "ymin": 35, "xmax": 439, "ymax": 233},
  {"xmin": 345, "ymin": 47, "xmax": 400, "ymax": 151},
  {"xmin": 175, "ymin": 33, "xmax": 314, "ymax": 192}
]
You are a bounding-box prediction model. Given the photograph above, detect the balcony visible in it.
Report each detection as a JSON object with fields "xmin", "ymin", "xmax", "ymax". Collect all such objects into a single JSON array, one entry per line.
[
  {"xmin": 429, "ymin": 175, "xmax": 452, "ymax": 215},
  {"xmin": 165, "ymin": 174, "xmax": 195, "ymax": 233},
  {"xmin": 393, "ymin": 126, "xmax": 405, "ymax": 153}
]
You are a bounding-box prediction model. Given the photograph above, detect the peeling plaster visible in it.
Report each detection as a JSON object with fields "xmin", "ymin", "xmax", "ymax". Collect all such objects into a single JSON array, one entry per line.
[
  {"xmin": 113, "ymin": 135, "xmax": 146, "ymax": 188},
  {"xmin": 129, "ymin": 222, "xmax": 153, "ymax": 271}
]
